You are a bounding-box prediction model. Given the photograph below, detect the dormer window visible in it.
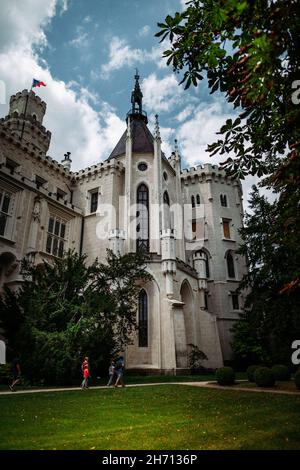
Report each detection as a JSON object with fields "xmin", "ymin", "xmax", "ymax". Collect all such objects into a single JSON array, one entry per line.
[
  {"xmin": 35, "ymin": 175, "xmax": 47, "ymax": 190},
  {"xmin": 5, "ymin": 158, "xmax": 19, "ymax": 174},
  {"xmin": 56, "ymin": 188, "xmax": 67, "ymax": 201}
]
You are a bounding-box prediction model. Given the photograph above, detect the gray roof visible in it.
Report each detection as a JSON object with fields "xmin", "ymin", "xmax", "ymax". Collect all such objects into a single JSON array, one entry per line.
[{"xmin": 108, "ymin": 118, "xmax": 154, "ymax": 159}]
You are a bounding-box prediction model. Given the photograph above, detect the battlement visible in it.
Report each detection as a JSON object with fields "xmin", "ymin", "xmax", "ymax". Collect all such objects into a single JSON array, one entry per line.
[
  {"xmin": 0, "ymin": 122, "xmax": 72, "ymax": 179},
  {"xmin": 160, "ymin": 228, "xmax": 175, "ymax": 239},
  {"xmin": 180, "ymin": 162, "xmax": 241, "ymax": 188},
  {"xmin": 1, "ymin": 115, "xmax": 51, "ymax": 139},
  {"xmin": 74, "ymin": 157, "xmax": 124, "ymax": 180},
  {"xmin": 10, "ymin": 90, "xmax": 46, "ymax": 113},
  {"xmin": 192, "ymin": 250, "xmax": 206, "ymax": 261}
]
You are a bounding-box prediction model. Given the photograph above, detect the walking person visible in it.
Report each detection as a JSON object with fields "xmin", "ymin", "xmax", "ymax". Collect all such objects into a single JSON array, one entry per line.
[
  {"xmin": 114, "ymin": 356, "xmax": 125, "ymax": 387},
  {"xmin": 9, "ymin": 355, "xmax": 21, "ymax": 392},
  {"xmin": 81, "ymin": 356, "xmax": 90, "ymax": 390},
  {"xmin": 107, "ymin": 359, "xmax": 116, "ymax": 386}
]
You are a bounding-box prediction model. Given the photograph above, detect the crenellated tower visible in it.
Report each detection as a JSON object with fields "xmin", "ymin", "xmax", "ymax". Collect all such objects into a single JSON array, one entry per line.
[{"xmin": 0, "ymin": 89, "xmax": 51, "ymax": 154}]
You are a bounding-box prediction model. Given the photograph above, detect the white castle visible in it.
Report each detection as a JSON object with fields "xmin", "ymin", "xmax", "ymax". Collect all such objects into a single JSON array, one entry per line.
[{"xmin": 0, "ymin": 74, "xmax": 246, "ymax": 372}]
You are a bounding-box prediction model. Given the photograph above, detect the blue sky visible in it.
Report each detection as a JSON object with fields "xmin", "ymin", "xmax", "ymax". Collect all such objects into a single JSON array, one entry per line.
[{"xmin": 0, "ymin": 0, "xmax": 258, "ymax": 204}]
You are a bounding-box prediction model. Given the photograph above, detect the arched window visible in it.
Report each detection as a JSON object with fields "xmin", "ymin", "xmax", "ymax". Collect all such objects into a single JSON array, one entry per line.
[
  {"xmin": 136, "ymin": 184, "xmax": 149, "ymax": 252},
  {"xmin": 226, "ymin": 252, "xmax": 235, "ymax": 278},
  {"xmin": 220, "ymin": 194, "xmax": 227, "ymax": 207},
  {"xmin": 163, "ymin": 191, "xmax": 170, "ymax": 206},
  {"xmin": 138, "ymin": 289, "xmax": 148, "ymax": 347},
  {"xmin": 196, "ymin": 194, "xmax": 200, "ymax": 205},
  {"xmin": 163, "ymin": 191, "xmax": 171, "ymax": 229},
  {"xmin": 191, "ymin": 195, "xmax": 195, "ymax": 208}
]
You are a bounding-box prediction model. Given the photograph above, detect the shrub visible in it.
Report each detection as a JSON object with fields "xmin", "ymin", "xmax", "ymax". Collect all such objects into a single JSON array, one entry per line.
[
  {"xmin": 0, "ymin": 363, "xmax": 11, "ymax": 385},
  {"xmin": 215, "ymin": 367, "xmax": 235, "ymax": 386},
  {"xmin": 246, "ymin": 365, "xmax": 260, "ymax": 382},
  {"xmin": 271, "ymin": 365, "xmax": 290, "ymax": 381},
  {"xmin": 254, "ymin": 367, "xmax": 275, "ymax": 387},
  {"xmin": 294, "ymin": 370, "xmax": 300, "ymax": 390}
]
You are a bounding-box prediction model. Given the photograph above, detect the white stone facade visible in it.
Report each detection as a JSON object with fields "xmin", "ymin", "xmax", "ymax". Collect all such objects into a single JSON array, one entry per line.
[{"xmin": 0, "ymin": 79, "xmax": 247, "ymax": 373}]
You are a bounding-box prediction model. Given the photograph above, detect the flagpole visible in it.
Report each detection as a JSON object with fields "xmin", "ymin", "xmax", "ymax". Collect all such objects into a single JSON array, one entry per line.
[{"xmin": 20, "ymin": 81, "xmax": 32, "ymax": 142}]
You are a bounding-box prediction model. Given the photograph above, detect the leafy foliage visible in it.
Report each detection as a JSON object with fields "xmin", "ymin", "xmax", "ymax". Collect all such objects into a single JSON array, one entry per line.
[
  {"xmin": 0, "ymin": 250, "xmax": 150, "ymax": 384},
  {"xmin": 187, "ymin": 343, "xmax": 208, "ymax": 370},
  {"xmin": 246, "ymin": 365, "xmax": 261, "ymax": 383},
  {"xmin": 231, "ymin": 186, "xmax": 300, "ymax": 366},
  {"xmin": 271, "ymin": 365, "xmax": 291, "ymax": 381},
  {"xmin": 254, "ymin": 367, "xmax": 275, "ymax": 387},
  {"xmin": 156, "ymin": 0, "xmax": 300, "ymax": 180},
  {"xmin": 294, "ymin": 370, "xmax": 300, "ymax": 390},
  {"xmin": 215, "ymin": 367, "xmax": 235, "ymax": 386}
]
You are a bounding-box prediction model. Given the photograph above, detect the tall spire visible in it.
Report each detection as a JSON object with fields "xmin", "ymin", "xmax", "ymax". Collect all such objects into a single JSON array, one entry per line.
[
  {"xmin": 154, "ymin": 114, "xmax": 161, "ymax": 140},
  {"xmin": 127, "ymin": 70, "xmax": 148, "ymax": 123}
]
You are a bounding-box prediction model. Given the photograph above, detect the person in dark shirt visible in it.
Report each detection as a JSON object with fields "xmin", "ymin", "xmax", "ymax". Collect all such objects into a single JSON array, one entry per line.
[
  {"xmin": 114, "ymin": 356, "xmax": 125, "ymax": 387},
  {"xmin": 9, "ymin": 356, "xmax": 21, "ymax": 391}
]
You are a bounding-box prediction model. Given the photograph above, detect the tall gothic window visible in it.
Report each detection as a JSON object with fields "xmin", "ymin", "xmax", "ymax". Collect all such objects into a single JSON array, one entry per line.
[
  {"xmin": 191, "ymin": 195, "xmax": 195, "ymax": 208},
  {"xmin": 136, "ymin": 184, "xmax": 149, "ymax": 252},
  {"xmin": 138, "ymin": 289, "xmax": 148, "ymax": 347},
  {"xmin": 163, "ymin": 191, "xmax": 171, "ymax": 229},
  {"xmin": 196, "ymin": 194, "xmax": 200, "ymax": 205},
  {"xmin": 46, "ymin": 216, "xmax": 67, "ymax": 258},
  {"xmin": 0, "ymin": 191, "xmax": 11, "ymax": 236},
  {"xmin": 226, "ymin": 252, "xmax": 235, "ymax": 278}
]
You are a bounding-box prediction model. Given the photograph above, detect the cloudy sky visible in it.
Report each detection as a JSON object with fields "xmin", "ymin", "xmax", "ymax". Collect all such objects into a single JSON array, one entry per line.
[{"xmin": 0, "ymin": 0, "xmax": 258, "ymax": 206}]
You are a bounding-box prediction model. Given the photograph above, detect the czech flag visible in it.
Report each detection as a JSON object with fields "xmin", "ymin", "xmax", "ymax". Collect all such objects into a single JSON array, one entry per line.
[{"xmin": 32, "ymin": 79, "xmax": 46, "ymax": 88}]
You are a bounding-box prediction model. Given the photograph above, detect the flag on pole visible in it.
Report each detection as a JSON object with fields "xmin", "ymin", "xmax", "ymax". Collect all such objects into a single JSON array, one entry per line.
[{"xmin": 32, "ymin": 79, "xmax": 46, "ymax": 88}]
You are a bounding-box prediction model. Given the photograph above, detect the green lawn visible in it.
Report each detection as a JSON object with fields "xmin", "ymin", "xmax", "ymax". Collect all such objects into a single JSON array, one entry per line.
[{"xmin": 0, "ymin": 385, "xmax": 300, "ymax": 450}]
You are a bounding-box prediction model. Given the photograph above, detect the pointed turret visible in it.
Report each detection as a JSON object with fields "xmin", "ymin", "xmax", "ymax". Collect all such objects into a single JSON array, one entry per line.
[
  {"xmin": 108, "ymin": 73, "xmax": 153, "ymax": 159},
  {"xmin": 128, "ymin": 69, "xmax": 148, "ymax": 124}
]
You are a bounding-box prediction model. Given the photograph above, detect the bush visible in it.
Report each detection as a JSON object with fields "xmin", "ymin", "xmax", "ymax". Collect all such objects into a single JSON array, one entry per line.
[
  {"xmin": 254, "ymin": 367, "xmax": 275, "ymax": 387},
  {"xmin": 246, "ymin": 365, "xmax": 260, "ymax": 382},
  {"xmin": 294, "ymin": 370, "xmax": 300, "ymax": 390},
  {"xmin": 0, "ymin": 363, "xmax": 11, "ymax": 385},
  {"xmin": 271, "ymin": 364, "xmax": 291, "ymax": 381},
  {"xmin": 215, "ymin": 367, "xmax": 235, "ymax": 386}
]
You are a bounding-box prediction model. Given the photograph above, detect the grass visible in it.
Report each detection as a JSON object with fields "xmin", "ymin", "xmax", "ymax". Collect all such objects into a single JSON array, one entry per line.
[
  {"xmin": 230, "ymin": 380, "xmax": 300, "ymax": 392},
  {"xmin": 0, "ymin": 372, "xmax": 248, "ymax": 391},
  {"xmin": 0, "ymin": 385, "xmax": 300, "ymax": 450}
]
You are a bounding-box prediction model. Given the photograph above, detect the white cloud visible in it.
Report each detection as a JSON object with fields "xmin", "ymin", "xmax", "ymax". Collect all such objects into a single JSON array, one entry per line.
[
  {"xmin": 58, "ymin": 0, "xmax": 69, "ymax": 16},
  {"xmin": 69, "ymin": 30, "xmax": 89, "ymax": 48},
  {"xmin": 100, "ymin": 36, "xmax": 168, "ymax": 79},
  {"xmin": 0, "ymin": 0, "xmax": 58, "ymax": 53},
  {"xmin": 138, "ymin": 25, "xmax": 151, "ymax": 37},
  {"xmin": 175, "ymin": 99, "xmax": 270, "ymax": 212},
  {"xmin": 0, "ymin": 0, "xmax": 125, "ymax": 170},
  {"xmin": 177, "ymin": 100, "xmax": 236, "ymax": 167},
  {"xmin": 142, "ymin": 73, "xmax": 183, "ymax": 113},
  {"xmin": 176, "ymin": 105, "xmax": 195, "ymax": 122},
  {"xmin": 100, "ymin": 37, "xmax": 145, "ymax": 79},
  {"xmin": 179, "ymin": 0, "xmax": 188, "ymax": 9}
]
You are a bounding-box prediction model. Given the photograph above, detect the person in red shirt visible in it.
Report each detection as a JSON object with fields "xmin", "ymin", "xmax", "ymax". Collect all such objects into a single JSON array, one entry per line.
[{"xmin": 81, "ymin": 357, "xmax": 89, "ymax": 389}]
